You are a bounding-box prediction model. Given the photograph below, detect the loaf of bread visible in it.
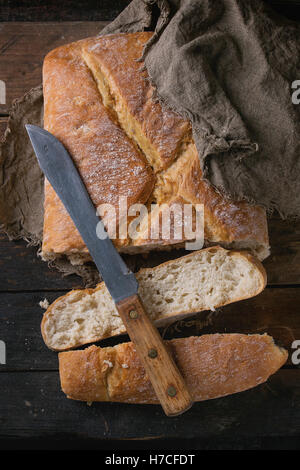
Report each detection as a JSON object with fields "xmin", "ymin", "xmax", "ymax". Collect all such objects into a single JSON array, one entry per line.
[
  {"xmin": 59, "ymin": 334, "xmax": 287, "ymax": 404},
  {"xmin": 41, "ymin": 246, "xmax": 266, "ymax": 351},
  {"xmin": 42, "ymin": 33, "xmax": 269, "ymax": 264}
]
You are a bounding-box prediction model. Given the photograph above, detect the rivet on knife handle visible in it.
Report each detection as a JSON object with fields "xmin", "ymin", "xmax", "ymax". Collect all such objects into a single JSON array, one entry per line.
[{"xmin": 116, "ymin": 294, "xmax": 194, "ymax": 417}]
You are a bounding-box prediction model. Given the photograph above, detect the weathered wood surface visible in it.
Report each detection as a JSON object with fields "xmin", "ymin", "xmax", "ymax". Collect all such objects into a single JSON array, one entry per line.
[
  {"xmin": 0, "ymin": 0, "xmax": 298, "ymax": 23},
  {"xmin": 0, "ymin": 0, "xmax": 299, "ymax": 114},
  {"xmin": 0, "ymin": 5, "xmax": 299, "ymax": 446},
  {"xmin": 0, "ymin": 234, "xmax": 83, "ymax": 291},
  {"xmin": 0, "ymin": 22, "xmax": 108, "ymax": 113},
  {"xmin": 133, "ymin": 215, "xmax": 300, "ymax": 287},
  {"xmin": 0, "ymin": 369, "xmax": 298, "ymax": 440},
  {"xmin": 0, "ymin": 216, "xmax": 299, "ymax": 292},
  {"xmin": 0, "ymin": 287, "xmax": 299, "ymax": 372},
  {"xmin": 265, "ymin": 216, "xmax": 300, "ymax": 286},
  {"xmin": 0, "ymin": 1, "xmax": 131, "ymax": 22}
]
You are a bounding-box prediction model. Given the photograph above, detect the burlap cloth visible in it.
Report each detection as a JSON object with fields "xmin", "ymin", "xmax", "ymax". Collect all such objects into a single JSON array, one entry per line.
[{"xmin": 0, "ymin": 0, "xmax": 299, "ymax": 284}]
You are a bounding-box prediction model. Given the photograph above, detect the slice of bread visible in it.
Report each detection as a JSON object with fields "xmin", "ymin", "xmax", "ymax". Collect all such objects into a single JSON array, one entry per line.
[
  {"xmin": 42, "ymin": 246, "xmax": 266, "ymax": 351},
  {"xmin": 59, "ymin": 334, "xmax": 287, "ymax": 403}
]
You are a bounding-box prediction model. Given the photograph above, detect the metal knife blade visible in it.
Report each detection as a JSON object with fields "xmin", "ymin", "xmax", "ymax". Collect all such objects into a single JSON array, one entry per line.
[
  {"xmin": 26, "ymin": 124, "xmax": 138, "ymax": 303},
  {"xmin": 26, "ymin": 124, "xmax": 194, "ymax": 416}
]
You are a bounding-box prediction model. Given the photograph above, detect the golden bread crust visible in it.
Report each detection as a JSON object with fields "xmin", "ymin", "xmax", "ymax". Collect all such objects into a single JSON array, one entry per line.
[
  {"xmin": 42, "ymin": 33, "xmax": 269, "ymax": 261},
  {"xmin": 82, "ymin": 32, "xmax": 191, "ymax": 172},
  {"xmin": 155, "ymin": 142, "xmax": 269, "ymax": 245},
  {"xmin": 59, "ymin": 334, "xmax": 287, "ymax": 403},
  {"xmin": 42, "ymin": 41, "xmax": 155, "ymax": 255}
]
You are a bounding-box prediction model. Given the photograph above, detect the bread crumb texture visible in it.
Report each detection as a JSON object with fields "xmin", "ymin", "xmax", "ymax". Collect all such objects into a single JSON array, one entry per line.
[{"xmin": 42, "ymin": 247, "xmax": 266, "ymax": 351}]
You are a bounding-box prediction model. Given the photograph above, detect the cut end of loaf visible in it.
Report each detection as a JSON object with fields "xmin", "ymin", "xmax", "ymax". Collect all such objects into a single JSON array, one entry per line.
[
  {"xmin": 223, "ymin": 239, "xmax": 270, "ymax": 263},
  {"xmin": 42, "ymin": 246, "xmax": 266, "ymax": 351}
]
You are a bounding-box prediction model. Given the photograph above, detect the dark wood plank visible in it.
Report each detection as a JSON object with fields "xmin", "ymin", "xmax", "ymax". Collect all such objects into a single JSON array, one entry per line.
[
  {"xmin": 0, "ymin": 214, "xmax": 299, "ymax": 291},
  {"xmin": 1, "ymin": 1, "xmax": 299, "ymax": 113},
  {"xmin": 0, "ymin": 2, "xmax": 298, "ymax": 446},
  {"xmin": 0, "ymin": 1, "xmax": 130, "ymax": 22},
  {"xmin": 0, "ymin": 233, "xmax": 84, "ymax": 291},
  {"xmin": 265, "ymin": 216, "xmax": 300, "ymax": 286},
  {"xmin": 0, "ymin": 369, "xmax": 298, "ymax": 440},
  {"xmin": 0, "ymin": 0, "xmax": 298, "ymax": 22},
  {"xmin": 0, "ymin": 22, "xmax": 108, "ymax": 113},
  {"xmin": 1, "ymin": 435, "xmax": 299, "ymax": 450},
  {"xmin": 135, "ymin": 216, "xmax": 300, "ymax": 287},
  {"xmin": 265, "ymin": 0, "xmax": 300, "ymax": 19},
  {"xmin": 0, "ymin": 288, "xmax": 299, "ymax": 371},
  {"xmin": 0, "ymin": 290, "xmax": 64, "ymax": 372},
  {"xmin": 164, "ymin": 287, "xmax": 300, "ymax": 364}
]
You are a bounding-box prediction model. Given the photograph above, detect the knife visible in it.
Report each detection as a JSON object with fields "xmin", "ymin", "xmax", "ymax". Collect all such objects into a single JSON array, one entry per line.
[{"xmin": 26, "ymin": 124, "xmax": 193, "ymax": 416}]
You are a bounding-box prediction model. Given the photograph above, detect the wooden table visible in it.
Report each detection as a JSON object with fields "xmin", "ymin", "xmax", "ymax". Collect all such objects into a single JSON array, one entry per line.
[{"xmin": 0, "ymin": 1, "xmax": 300, "ymax": 450}]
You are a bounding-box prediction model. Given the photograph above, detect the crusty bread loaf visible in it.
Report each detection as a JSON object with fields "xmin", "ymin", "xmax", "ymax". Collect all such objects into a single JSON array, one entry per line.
[
  {"xmin": 42, "ymin": 247, "xmax": 266, "ymax": 351},
  {"xmin": 59, "ymin": 334, "xmax": 287, "ymax": 404},
  {"xmin": 42, "ymin": 33, "xmax": 269, "ymax": 264}
]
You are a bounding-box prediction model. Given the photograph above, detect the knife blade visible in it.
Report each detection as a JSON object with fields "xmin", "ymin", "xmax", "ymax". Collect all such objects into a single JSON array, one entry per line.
[
  {"xmin": 26, "ymin": 124, "xmax": 193, "ymax": 416},
  {"xmin": 26, "ymin": 124, "xmax": 138, "ymax": 304}
]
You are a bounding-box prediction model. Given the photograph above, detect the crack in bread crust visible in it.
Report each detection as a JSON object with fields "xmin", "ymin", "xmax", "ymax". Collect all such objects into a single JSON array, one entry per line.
[
  {"xmin": 82, "ymin": 50, "xmax": 166, "ymax": 173},
  {"xmin": 82, "ymin": 45, "xmax": 200, "ymax": 248},
  {"xmin": 42, "ymin": 33, "xmax": 270, "ymax": 263},
  {"xmin": 82, "ymin": 33, "xmax": 191, "ymax": 173},
  {"xmin": 42, "ymin": 40, "xmax": 155, "ymax": 255}
]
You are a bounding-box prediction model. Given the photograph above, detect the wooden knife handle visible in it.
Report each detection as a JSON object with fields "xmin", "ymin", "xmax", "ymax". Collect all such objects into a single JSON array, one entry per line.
[{"xmin": 116, "ymin": 294, "xmax": 194, "ymax": 417}]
